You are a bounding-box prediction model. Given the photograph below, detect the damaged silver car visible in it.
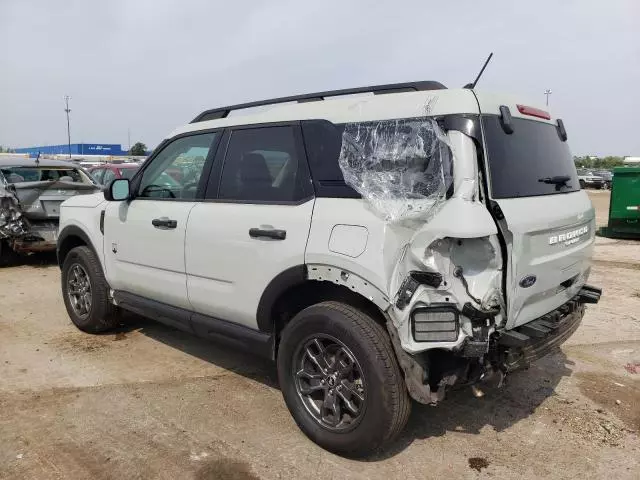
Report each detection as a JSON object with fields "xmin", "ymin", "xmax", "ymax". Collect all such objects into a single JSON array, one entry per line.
[
  {"xmin": 57, "ymin": 80, "xmax": 601, "ymax": 456},
  {"xmin": 0, "ymin": 156, "xmax": 100, "ymax": 264}
]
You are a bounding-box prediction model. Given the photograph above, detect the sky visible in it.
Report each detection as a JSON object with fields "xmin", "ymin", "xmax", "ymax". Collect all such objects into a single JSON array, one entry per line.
[{"xmin": 0, "ymin": 0, "xmax": 638, "ymax": 156}]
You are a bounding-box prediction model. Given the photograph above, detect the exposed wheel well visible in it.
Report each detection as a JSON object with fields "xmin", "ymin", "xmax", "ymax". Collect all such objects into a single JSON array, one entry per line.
[{"xmin": 271, "ymin": 280, "xmax": 388, "ymax": 340}]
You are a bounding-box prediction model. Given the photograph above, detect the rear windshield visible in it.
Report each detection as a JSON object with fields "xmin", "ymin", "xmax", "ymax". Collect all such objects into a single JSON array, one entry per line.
[
  {"xmin": 0, "ymin": 166, "xmax": 89, "ymax": 184},
  {"xmin": 482, "ymin": 115, "xmax": 579, "ymax": 198}
]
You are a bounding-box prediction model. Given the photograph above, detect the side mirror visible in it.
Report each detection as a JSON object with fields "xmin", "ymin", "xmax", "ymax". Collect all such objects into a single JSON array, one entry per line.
[{"xmin": 104, "ymin": 178, "xmax": 130, "ymax": 201}]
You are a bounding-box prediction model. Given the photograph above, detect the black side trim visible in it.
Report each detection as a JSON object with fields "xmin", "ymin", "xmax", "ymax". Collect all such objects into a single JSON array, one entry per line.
[
  {"xmin": 256, "ymin": 265, "xmax": 307, "ymax": 332},
  {"xmin": 113, "ymin": 291, "xmax": 274, "ymax": 359},
  {"xmin": 191, "ymin": 313, "xmax": 273, "ymax": 359},
  {"xmin": 113, "ymin": 291, "xmax": 193, "ymax": 334},
  {"xmin": 441, "ymin": 115, "xmax": 481, "ymax": 143},
  {"xmin": 56, "ymin": 225, "xmax": 96, "ymax": 268}
]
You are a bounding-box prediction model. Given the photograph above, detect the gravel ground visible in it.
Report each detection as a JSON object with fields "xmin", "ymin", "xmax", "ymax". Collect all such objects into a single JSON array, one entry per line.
[{"xmin": 0, "ymin": 191, "xmax": 638, "ymax": 479}]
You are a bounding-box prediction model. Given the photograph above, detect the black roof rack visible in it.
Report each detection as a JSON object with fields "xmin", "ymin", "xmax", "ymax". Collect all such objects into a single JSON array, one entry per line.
[{"xmin": 191, "ymin": 80, "xmax": 447, "ymax": 123}]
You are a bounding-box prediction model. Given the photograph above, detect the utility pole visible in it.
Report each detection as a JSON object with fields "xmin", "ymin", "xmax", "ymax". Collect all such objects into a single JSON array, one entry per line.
[
  {"xmin": 64, "ymin": 95, "xmax": 72, "ymax": 158},
  {"xmin": 544, "ymin": 89, "xmax": 552, "ymax": 107},
  {"xmin": 128, "ymin": 128, "xmax": 131, "ymax": 153}
]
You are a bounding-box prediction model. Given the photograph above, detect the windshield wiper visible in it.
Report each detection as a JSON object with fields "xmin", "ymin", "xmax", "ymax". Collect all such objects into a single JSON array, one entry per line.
[{"xmin": 538, "ymin": 175, "xmax": 571, "ymax": 185}]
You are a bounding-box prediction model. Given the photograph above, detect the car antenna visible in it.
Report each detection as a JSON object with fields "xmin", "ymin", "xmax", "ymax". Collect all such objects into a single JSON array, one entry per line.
[{"xmin": 464, "ymin": 52, "xmax": 493, "ymax": 89}]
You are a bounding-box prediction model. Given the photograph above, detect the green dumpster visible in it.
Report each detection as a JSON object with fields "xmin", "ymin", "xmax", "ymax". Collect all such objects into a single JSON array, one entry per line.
[{"xmin": 597, "ymin": 166, "xmax": 640, "ymax": 239}]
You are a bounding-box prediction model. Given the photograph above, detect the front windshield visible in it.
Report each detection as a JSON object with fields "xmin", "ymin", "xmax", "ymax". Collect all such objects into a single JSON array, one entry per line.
[{"xmin": 1, "ymin": 166, "xmax": 91, "ymax": 184}]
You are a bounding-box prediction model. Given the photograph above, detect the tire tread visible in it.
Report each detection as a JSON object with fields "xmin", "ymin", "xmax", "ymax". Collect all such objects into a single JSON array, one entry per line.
[{"xmin": 62, "ymin": 245, "xmax": 119, "ymax": 333}]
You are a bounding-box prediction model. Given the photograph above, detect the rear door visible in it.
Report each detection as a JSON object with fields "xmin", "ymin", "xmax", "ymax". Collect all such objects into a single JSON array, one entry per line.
[
  {"xmin": 103, "ymin": 132, "xmax": 219, "ymax": 311},
  {"xmin": 476, "ymin": 94, "xmax": 595, "ymax": 328},
  {"xmin": 185, "ymin": 124, "xmax": 314, "ymax": 330}
]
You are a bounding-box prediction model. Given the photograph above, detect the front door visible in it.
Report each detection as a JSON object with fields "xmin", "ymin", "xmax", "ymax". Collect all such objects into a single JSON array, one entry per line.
[
  {"xmin": 186, "ymin": 125, "xmax": 314, "ymax": 330},
  {"xmin": 103, "ymin": 131, "xmax": 219, "ymax": 310}
]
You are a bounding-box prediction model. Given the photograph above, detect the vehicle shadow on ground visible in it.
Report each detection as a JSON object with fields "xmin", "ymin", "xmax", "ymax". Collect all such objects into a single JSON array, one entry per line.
[
  {"xmin": 372, "ymin": 352, "xmax": 574, "ymax": 460},
  {"xmin": 1, "ymin": 251, "xmax": 58, "ymax": 268},
  {"xmin": 115, "ymin": 313, "xmax": 280, "ymax": 388},
  {"xmin": 114, "ymin": 314, "xmax": 573, "ymax": 461}
]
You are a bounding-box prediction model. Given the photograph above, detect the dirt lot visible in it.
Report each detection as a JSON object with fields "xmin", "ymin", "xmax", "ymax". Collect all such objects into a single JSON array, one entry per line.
[{"xmin": 0, "ymin": 190, "xmax": 638, "ymax": 480}]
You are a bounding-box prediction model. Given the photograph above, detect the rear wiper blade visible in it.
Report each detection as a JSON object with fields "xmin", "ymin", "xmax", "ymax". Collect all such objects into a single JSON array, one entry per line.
[{"xmin": 538, "ymin": 175, "xmax": 571, "ymax": 185}]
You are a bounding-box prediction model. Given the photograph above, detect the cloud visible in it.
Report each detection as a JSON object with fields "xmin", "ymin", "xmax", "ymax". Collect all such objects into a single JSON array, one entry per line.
[{"xmin": 0, "ymin": 0, "xmax": 638, "ymax": 155}]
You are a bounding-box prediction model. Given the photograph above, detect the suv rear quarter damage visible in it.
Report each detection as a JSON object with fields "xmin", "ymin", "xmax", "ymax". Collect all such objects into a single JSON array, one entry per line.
[
  {"xmin": 304, "ymin": 114, "xmax": 510, "ymax": 402},
  {"xmin": 306, "ymin": 100, "xmax": 600, "ymax": 405}
]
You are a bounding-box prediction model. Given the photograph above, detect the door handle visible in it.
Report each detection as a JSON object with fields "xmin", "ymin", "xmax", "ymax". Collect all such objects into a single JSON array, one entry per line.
[
  {"xmin": 249, "ymin": 228, "xmax": 286, "ymax": 240},
  {"xmin": 152, "ymin": 217, "xmax": 178, "ymax": 229}
]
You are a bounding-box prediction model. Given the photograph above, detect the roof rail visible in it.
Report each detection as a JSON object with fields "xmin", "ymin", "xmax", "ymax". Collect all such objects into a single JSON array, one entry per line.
[{"xmin": 191, "ymin": 80, "xmax": 446, "ymax": 123}]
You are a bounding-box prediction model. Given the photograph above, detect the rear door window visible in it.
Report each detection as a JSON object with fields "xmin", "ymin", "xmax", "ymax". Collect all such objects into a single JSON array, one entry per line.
[
  {"xmin": 217, "ymin": 126, "xmax": 311, "ymax": 203},
  {"xmin": 482, "ymin": 116, "xmax": 579, "ymax": 198}
]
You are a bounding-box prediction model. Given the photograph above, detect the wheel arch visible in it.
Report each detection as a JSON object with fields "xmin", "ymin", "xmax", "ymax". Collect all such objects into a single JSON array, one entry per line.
[
  {"xmin": 57, "ymin": 225, "xmax": 98, "ymax": 269},
  {"xmin": 257, "ymin": 264, "xmax": 390, "ymax": 338}
]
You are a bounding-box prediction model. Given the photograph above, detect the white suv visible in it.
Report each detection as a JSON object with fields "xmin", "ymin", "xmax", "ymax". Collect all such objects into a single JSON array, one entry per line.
[{"xmin": 57, "ymin": 81, "xmax": 601, "ymax": 456}]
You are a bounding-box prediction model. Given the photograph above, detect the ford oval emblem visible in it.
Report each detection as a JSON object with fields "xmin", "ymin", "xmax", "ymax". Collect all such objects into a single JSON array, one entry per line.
[{"xmin": 519, "ymin": 275, "xmax": 537, "ymax": 288}]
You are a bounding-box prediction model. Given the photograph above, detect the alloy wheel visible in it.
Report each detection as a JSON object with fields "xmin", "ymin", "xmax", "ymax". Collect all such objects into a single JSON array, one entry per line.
[
  {"xmin": 67, "ymin": 263, "xmax": 92, "ymax": 319},
  {"xmin": 293, "ymin": 334, "xmax": 366, "ymax": 432}
]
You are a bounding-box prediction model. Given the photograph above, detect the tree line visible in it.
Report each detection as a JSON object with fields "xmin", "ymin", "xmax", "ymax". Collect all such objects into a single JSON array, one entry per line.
[{"xmin": 573, "ymin": 156, "xmax": 625, "ymax": 169}]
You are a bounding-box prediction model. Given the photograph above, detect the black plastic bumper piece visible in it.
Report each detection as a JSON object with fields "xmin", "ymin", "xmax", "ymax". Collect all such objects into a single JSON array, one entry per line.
[
  {"xmin": 497, "ymin": 287, "xmax": 601, "ymax": 371},
  {"xmin": 578, "ymin": 284, "xmax": 602, "ymax": 304},
  {"xmin": 395, "ymin": 271, "xmax": 443, "ymax": 310}
]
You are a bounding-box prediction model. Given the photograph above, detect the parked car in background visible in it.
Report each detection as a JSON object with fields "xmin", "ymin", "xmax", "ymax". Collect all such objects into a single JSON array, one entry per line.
[
  {"xmin": 594, "ymin": 170, "xmax": 613, "ymax": 189},
  {"xmin": 577, "ymin": 169, "xmax": 604, "ymax": 189},
  {"xmin": 0, "ymin": 156, "xmax": 100, "ymax": 264},
  {"xmin": 89, "ymin": 163, "xmax": 180, "ymax": 189},
  {"xmin": 88, "ymin": 163, "xmax": 140, "ymax": 186}
]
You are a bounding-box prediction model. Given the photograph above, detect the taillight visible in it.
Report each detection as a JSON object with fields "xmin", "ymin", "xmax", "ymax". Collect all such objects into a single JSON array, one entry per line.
[{"xmin": 516, "ymin": 104, "xmax": 551, "ymax": 120}]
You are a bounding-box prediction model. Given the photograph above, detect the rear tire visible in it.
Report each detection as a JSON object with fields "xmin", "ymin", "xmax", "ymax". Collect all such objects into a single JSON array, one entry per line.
[
  {"xmin": 61, "ymin": 246, "xmax": 120, "ymax": 333},
  {"xmin": 579, "ymin": 180, "xmax": 586, "ymax": 189},
  {"xmin": 277, "ymin": 301, "xmax": 411, "ymax": 457}
]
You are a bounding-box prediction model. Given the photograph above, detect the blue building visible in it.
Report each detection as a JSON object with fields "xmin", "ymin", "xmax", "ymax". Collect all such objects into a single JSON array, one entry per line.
[{"xmin": 14, "ymin": 143, "xmax": 127, "ymax": 157}]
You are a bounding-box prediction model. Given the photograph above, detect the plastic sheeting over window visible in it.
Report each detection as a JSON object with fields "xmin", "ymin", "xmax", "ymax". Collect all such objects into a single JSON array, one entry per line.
[{"xmin": 338, "ymin": 117, "xmax": 453, "ymax": 223}]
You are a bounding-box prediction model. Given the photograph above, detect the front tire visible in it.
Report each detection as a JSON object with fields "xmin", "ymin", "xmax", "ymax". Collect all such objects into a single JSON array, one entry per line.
[
  {"xmin": 277, "ymin": 301, "xmax": 411, "ymax": 456},
  {"xmin": 61, "ymin": 245, "xmax": 120, "ymax": 333}
]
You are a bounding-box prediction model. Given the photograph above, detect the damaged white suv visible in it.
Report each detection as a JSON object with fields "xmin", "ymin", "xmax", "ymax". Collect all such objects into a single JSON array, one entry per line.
[{"xmin": 57, "ymin": 81, "xmax": 601, "ymax": 456}]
